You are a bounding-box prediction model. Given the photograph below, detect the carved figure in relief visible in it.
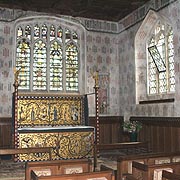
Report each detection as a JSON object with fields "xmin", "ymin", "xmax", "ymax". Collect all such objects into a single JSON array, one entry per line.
[
  {"xmin": 53, "ymin": 107, "xmax": 58, "ymax": 121},
  {"xmin": 31, "ymin": 107, "xmax": 35, "ymax": 121}
]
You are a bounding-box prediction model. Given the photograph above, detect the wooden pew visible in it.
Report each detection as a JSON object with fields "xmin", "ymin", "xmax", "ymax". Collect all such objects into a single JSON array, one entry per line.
[
  {"xmin": 31, "ymin": 170, "xmax": 115, "ymax": 180},
  {"xmin": 162, "ymin": 170, "xmax": 180, "ymax": 180},
  {"xmin": 0, "ymin": 147, "xmax": 52, "ymax": 161},
  {"xmin": 0, "ymin": 147, "xmax": 52, "ymax": 180},
  {"xmin": 100, "ymin": 151, "xmax": 180, "ymax": 180},
  {"xmin": 26, "ymin": 158, "xmax": 92, "ymax": 180},
  {"xmin": 118, "ymin": 151, "xmax": 180, "ymax": 180},
  {"xmin": 130, "ymin": 161, "xmax": 180, "ymax": 180}
]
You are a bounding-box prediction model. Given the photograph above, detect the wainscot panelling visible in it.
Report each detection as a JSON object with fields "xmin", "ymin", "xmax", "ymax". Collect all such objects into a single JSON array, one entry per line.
[
  {"xmin": 89, "ymin": 116, "xmax": 124, "ymax": 144},
  {"xmin": 0, "ymin": 117, "xmax": 12, "ymax": 148},
  {"xmin": 0, "ymin": 116, "xmax": 124, "ymax": 148},
  {"xmin": 130, "ymin": 116, "xmax": 180, "ymax": 153}
]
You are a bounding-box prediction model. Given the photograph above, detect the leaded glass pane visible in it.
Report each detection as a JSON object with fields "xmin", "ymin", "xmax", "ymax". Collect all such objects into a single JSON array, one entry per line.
[
  {"xmin": 50, "ymin": 41, "xmax": 63, "ymax": 90},
  {"xmin": 168, "ymin": 28, "xmax": 175, "ymax": 92},
  {"xmin": 57, "ymin": 26, "xmax": 63, "ymax": 43},
  {"xmin": 16, "ymin": 39, "xmax": 30, "ymax": 90},
  {"xmin": 159, "ymin": 72, "xmax": 167, "ymax": 93},
  {"xmin": 25, "ymin": 25, "xmax": 31, "ymax": 40},
  {"xmin": 34, "ymin": 24, "xmax": 40, "ymax": 40},
  {"xmin": 17, "ymin": 27, "xmax": 23, "ymax": 40},
  {"xmin": 50, "ymin": 25, "xmax": 55, "ymax": 42},
  {"xmin": 16, "ymin": 20, "xmax": 80, "ymax": 93},
  {"xmin": 33, "ymin": 40, "xmax": 47, "ymax": 90},
  {"xmin": 148, "ymin": 23, "xmax": 175, "ymax": 95},
  {"xmin": 149, "ymin": 58, "xmax": 157, "ymax": 94},
  {"xmin": 42, "ymin": 24, "xmax": 48, "ymax": 40},
  {"xmin": 72, "ymin": 32, "xmax": 78, "ymax": 43},
  {"xmin": 148, "ymin": 45, "xmax": 166, "ymax": 72},
  {"xmin": 148, "ymin": 37, "xmax": 157, "ymax": 94},
  {"xmin": 65, "ymin": 42, "xmax": 78, "ymax": 91},
  {"xmin": 65, "ymin": 29, "xmax": 71, "ymax": 43}
]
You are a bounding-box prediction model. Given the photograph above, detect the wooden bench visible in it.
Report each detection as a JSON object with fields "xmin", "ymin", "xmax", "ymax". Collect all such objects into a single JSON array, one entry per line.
[
  {"xmin": 100, "ymin": 151, "xmax": 180, "ymax": 180},
  {"xmin": 31, "ymin": 170, "xmax": 115, "ymax": 180},
  {"xmin": 26, "ymin": 158, "xmax": 92, "ymax": 180},
  {"xmin": 129, "ymin": 161, "xmax": 180, "ymax": 180},
  {"xmin": 0, "ymin": 147, "xmax": 52, "ymax": 161},
  {"xmin": 0, "ymin": 147, "xmax": 52, "ymax": 180},
  {"xmin": 162, "ymin": 170, "xmax": 180, "ymax": 180}
]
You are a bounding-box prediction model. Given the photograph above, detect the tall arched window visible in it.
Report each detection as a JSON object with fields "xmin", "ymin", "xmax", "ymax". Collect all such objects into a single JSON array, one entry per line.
[
  {"xmin": 147, "ymin": 22, "xmax": 175, "ymax": 95},
  {"xmin": 15, "ymin": 18, "xmax": 80, "ymax": 93}
]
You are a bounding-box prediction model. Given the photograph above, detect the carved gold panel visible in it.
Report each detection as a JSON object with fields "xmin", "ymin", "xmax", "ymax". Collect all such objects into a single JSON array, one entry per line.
[
  {"xmin": 17, "ymin": 95, "xmax": 84, "ymax": 126},
  {"xmin": 17, "ymin": 130, "xmax": 94, "ymax": 161}
]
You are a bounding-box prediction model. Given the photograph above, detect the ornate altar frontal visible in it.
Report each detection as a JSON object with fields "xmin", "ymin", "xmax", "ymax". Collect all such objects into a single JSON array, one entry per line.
[
  {"xmin": 14, "ymin": 94, "xmax": 95, "ymax": 161},
  {"xmin": 18, "ymin": 126, "xmax": 94, "ymax": 161}
]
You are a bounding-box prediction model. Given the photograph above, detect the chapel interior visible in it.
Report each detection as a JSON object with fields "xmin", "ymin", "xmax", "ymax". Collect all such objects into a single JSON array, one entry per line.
[{"xmin": 0, "ymin": 0, "xmax": 180, "ymax": 180}]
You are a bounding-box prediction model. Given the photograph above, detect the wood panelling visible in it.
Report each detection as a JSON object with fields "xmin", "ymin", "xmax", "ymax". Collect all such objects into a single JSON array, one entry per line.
[
  {"xmin": 0, "ymin": 116, "xmax": 124, "ymax": 149},
  {"xmin": 0, "ymin": 117, "xmax": 12, "ymax": 148},
  {"xmin": 130, "ymin": 116, "xmax": 180, "ymax": 153},
  {"xmin": 89, "ymin": 116, "xmax": 124, "ymax": 144},
  {"xmin": 1, "ymin": 115, "xmax": 180, "ymax": 153}
]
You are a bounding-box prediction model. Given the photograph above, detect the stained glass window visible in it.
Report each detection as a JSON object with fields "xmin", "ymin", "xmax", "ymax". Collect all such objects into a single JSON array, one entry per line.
[
  {"xmin": 16, "ymin": 20, "xmax": 79, "ymax": 92},
  {"xmin": 148, "ymin": 22, "xmax": 175, "ymax": 94},
  {"xmin": 66, "ymin": 42, "xmax": 79, "ymax": 91}
]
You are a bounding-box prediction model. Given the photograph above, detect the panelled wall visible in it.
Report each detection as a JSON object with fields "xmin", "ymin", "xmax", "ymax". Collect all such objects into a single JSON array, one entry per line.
[
  {"xmin": 0, "ymin": 117, "xmax": 12, "ymax": 148},
  {"xmin": 131, "ymin": 117, "xmax": 180, "ymax": 153},
  {"xmin": 1, "ymin": 115, "xmax": 180, "ymax": 154},
  {"xmin": 89, "ymin": 116, "xmax": 124, "ymax": 144},
  {"xmin": 0, "ymin": 116, "xmax": 124, "ymax": 148}
]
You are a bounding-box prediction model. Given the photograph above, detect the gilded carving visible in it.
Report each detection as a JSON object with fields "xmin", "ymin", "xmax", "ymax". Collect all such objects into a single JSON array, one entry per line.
[
  {"xmin": 18, "ymin": 131, "xmax": 94, "ymax": 161},
  {"xmin": 17, "ymin": 96, "xmax": 84, "ymax": 126}
]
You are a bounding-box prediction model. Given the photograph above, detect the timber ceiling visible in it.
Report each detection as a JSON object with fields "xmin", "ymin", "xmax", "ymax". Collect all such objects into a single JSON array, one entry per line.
[{"xmin": 0, "ymin": 0, "xmax": 150, "ymax": 21}]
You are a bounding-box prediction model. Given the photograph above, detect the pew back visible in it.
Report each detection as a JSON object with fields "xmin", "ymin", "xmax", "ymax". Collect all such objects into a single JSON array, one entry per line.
[
  {"xmin": 31, "ymin": 170, "xmax": 115, "ymax": 180},
  {"xmin": 117, "ymin": 151, "xmax": 180, "ymax": 180},
  {"xmin": 162, "ymin": 170, "xmax": 180, "ymax": 180},
  {"xmin": 26, "ymin": 159, "xmax": 92, "ymax": 180},
  {"xmin": 0, "ymin": 147, "xmax": 52, "ymax": 161},
  {"xmin": 131, "ymin": 161, "xmax": 180, "ymax": 180}
]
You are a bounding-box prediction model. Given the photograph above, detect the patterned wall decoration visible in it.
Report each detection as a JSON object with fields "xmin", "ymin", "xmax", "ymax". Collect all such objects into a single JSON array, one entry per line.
[
  {"xmin": 0, "ymin": 0, "xmax": 180, "ymax": 118},
  {"xmin": 86, "ymin": 31, "xmax": 119, "ymax": 115},
  {"xmin": 0, "ymin": 22, "xmax": 14, "ymax": 117},
  {"xmin": 98, "ymin": 73, "xmax": 110, "ymax": 114}
]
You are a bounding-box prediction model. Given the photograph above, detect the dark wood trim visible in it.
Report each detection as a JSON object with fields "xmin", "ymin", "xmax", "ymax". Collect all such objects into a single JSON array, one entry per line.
[
  {"xmin": 97, "ymin": 141, "xmax": 148, "ymax": 150},
  {"xmin": 139, "ymin": 98, "xmax": 174, "ymax": 104},
  {"xmin": 162, "ymin": 170, "xmax": 180, "ymax": 180},
  {"xmin": 130, "ymin": 116, "xmax": 180, "ymax": 127},
  {"xmin": 0, "ymin": 117, "xmax": 12, "ymax": 124}
]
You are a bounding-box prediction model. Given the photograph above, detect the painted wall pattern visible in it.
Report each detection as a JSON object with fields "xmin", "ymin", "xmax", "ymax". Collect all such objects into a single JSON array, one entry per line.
[{"xmin": 1, "ymin": 0, "xmax": 180, "ymax": 119}]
